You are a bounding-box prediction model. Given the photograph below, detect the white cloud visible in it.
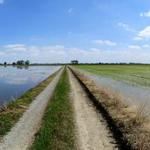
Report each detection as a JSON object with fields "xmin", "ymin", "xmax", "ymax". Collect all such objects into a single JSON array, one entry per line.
[
  {"xmin": 128, "ymin": 44, "xmax": 150, "ymax": 49},
  {"xmin": 68, "ymin": 8, "xmax": 73, "ymax": 14},
  {"xmin": 142, "ymin": 44, "xmax": 150, "ymax": 48},
  {"xmin": 128, "ymin": 45, "xmax": 141, "ymax": 49},
  {"xmin": 140, "ymin": 11, "xmax": 150, "ymax": 17},
  {"xmin": 4, "ymin": 44, "xmax": 26, "ymax": 49},
  {"xmin": 92, "ymin": 40, "xmax": 117, "ymax": 46},
  {"xmin": 4, "ymin": 44, "xmax": 27, "ymax": 52},
  {"xmin": 0, "ymin": 44, "xmax": 150, "ymax": 63},
  {"xmin": 0, "ymin": 0, "xmax": 4, "ymax": 4},
  {"xmin": 117, "ymin": 22, "xmax": 135, "ymax": 32},
  {"xmin": 133, "ymin": 37, "xmax": 143, "ymax": 41},
  {"xmin": 136, "ymin": 26, "xmax": 150, "ymax": 40}
]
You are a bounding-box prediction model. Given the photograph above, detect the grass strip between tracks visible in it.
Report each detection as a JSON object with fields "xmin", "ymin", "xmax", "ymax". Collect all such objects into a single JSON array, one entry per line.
[
  {"xmin": 0, "ymin": 69, "xmax": 60, "ymax": 139},
  {"xmin": 30, "ymin": 69, "xmax": 75, "ymax": 150}
]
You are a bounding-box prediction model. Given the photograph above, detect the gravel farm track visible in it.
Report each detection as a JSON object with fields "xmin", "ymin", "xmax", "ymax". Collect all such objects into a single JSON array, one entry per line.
[{"xmin": 0, "ymin": 67, "xmax": 133, "ymax": 150}]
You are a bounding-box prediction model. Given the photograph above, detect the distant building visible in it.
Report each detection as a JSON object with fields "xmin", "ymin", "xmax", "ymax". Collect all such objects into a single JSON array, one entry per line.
[{"xmin": 71, "ymin": 60, "xmax": 79, "ymax": 64}]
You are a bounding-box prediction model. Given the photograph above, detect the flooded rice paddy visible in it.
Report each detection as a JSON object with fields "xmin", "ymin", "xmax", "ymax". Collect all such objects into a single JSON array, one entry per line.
[
  {"xmin": 78, "ymin": 69, "xmax": 150, "ymax": 107},
  {"xmin": 0, "ymin": 66, "xmax": 60, "ymax": 105}
]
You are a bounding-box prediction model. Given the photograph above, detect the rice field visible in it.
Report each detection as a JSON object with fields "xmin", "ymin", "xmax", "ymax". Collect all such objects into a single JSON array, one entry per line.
[{"xmin": 74, "ymin": 65, "xmax": 150, "ymax": 87}]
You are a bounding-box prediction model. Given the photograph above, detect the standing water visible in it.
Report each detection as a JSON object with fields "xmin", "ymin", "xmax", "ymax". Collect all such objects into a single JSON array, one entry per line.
[
  {"xmin": 0, "ymin": 66, "xmax": 61, "ymax": 105},
  {"xmin": 77, "ymin": 69, "xmax": 150, "ymax": 107}
]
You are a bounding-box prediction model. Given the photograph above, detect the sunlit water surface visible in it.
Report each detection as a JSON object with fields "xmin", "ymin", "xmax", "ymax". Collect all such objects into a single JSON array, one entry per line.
[
  {"xmin": 77, "ymin": 69, "xmax": 150, "ymax": 108},
  {"xmin": 0, "ymin": 66, "xmax": 61, "ymax": 105}
]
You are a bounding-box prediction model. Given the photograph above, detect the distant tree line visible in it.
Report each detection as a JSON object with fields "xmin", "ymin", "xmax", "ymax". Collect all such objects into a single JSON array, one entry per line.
[
  {"xmin": 2, "ymin": 60, "xmax": 30, "ymax": 66},
  {"xmin": 70, "ymin": 62, "xmax": 150, "ymax": 65},
  {"xmin": 0, "ymin": 61, "xmax": 150, "ymax": 66},
  {"xmin": 12, "ymin": 60, "xmax": 30, "ymax": 66}
]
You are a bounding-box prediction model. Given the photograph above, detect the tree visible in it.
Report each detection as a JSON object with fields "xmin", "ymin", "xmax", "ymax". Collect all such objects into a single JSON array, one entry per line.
[
  {"xmin": 17, "ymin": 60, "xmax": 25, "ymax": 65},
  {"xmin": 12, "ymin": 62, "xmax": 16, "ymax": 65},
  {"xmin": 25, "ymin": 60, "xmax": 30, "ymax": 65},
  {"xmin": 4, "ymin": 62, "xmax": 7, "ymax": 65}
]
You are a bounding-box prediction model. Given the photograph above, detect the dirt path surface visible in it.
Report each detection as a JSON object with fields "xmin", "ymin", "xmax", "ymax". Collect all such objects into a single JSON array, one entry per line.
[
  {"xmin": 0, "ymin": 69, "xmax": 63, "ymax": 150},
  {"xmin": 68, "ymin": 69, "xmax": 118, "ymax": 150}
]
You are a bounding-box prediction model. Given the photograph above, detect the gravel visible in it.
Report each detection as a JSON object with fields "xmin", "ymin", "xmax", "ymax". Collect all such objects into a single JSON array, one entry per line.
[{"xmin": 69, "ymin": 69, "xmax": 118, "ymax": 150}]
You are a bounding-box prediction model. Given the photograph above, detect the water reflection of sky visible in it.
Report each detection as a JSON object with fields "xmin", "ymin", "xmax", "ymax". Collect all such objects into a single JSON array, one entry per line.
[
  {"xmin": 0, "ymin": 66, "xmax": 61, "ymax": 105},
  {"xmin": 78, "ymin": 69, "xmax": 150, "ymax": 108}
]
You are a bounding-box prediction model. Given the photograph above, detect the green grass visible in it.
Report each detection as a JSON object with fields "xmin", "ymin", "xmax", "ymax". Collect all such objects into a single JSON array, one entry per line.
[
  {"xmin": 0, "ymin": 70, "xmax": 58, "ymax": 138},
  {"xmin": 30, "ymin": 69, "xmax": 75, "ymax": 150},
  {"xmin": 74, "ymin": 64, "xmax": 150, "ymax": 87}
]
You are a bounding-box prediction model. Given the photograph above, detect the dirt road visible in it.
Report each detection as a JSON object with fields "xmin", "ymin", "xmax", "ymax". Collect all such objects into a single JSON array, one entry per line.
[
  {"xmin": 68, "ymin": 69, "xmax": 118, "ymax": 150},
  {"xmin": 0, "ymin": 69, "xmax": 63, "ymax": 150}
]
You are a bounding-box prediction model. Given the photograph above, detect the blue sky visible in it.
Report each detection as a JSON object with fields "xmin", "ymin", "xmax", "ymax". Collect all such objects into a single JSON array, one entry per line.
[{"xmin": 0, "ymin": 0, "xmax": 150, "ymax": 63}]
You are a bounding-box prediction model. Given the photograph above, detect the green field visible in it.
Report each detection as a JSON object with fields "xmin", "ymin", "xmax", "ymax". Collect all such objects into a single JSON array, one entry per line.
[{"xmin": 74, "ymin": 65, "xmax": 150, "ymax": 87}]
